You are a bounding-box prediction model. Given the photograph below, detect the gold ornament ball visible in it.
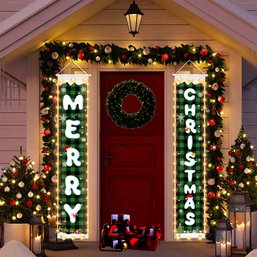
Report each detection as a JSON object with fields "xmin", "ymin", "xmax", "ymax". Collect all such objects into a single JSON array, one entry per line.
[
  {"xmin": 104, "ymin": 46, "xmax": 112, "ymax": 54},
  {"xmin": 2, "ymin": 176, "xmax": 7, "ymax": 182},
  {"xmin": 16, "ymin": 193, "xmax": 22, "ymax": 199},
  {"xmin": 36, "ymin": 204, "xmax": 42, "ymax": 211},
  {"xmin": 18, "ymin": 181, "xmax": 25, "ymax": 188},
  {"xmin": 28, "ymin": 191, "xmax": 34, "ymax": 198},
  {"xmin": 17, "ymin": 213, "xmax": 23, "ymax": 219},
  {"xmin": 51, "ymin": 52, "xmax": 59, "ymax": 59},
  {"xmin": 143, "ymin": 48, "xmax": 150, "ymax": 55},
  {"xmin": 4, "ymin": 186, "xmax": 10, "ymax": 192}
]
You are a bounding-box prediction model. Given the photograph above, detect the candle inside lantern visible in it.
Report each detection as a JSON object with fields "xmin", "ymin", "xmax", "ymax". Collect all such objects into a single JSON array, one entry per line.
[
  {"xmin": 236, "ymin": 223, "xmax": 244, "ymax": 249},
  {"xmin": 33, "ymin": 235, "xmax": 41, "ymax": 254},
  {"xmin": 220, "ymin": 242, "xmax": 226, "ymax": 257}
]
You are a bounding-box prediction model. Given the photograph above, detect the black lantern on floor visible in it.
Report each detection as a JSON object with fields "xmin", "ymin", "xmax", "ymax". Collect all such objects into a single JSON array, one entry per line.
[
  {"xmin": 228, "ymin": 190, "xmax": 252, "ymax": 255},
  {"xmin": 124, "ymin": 0, "xmax": 143, "ymax": 37},
  {"xmin": 29, "ymin": 216, "xmax": 45, "ymax": 257},
  {"xmin": 215, "ymin": 219, "xmax": 232, "ymax": 257}
]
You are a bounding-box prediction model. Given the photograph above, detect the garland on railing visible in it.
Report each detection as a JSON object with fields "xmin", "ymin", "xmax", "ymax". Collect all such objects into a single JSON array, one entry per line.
[{"xmin": 39, "ymin": 42, "xmax": 226, "ymax": 240}]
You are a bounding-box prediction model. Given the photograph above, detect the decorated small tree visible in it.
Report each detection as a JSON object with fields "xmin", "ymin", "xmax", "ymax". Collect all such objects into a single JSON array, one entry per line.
[
  {"xmin": 0, "ymin": 154, "xmax": 52, "ymax": 223},
  {"xmin": 222, "ymin": 126, "xmax": 257, "ymax": 210}
]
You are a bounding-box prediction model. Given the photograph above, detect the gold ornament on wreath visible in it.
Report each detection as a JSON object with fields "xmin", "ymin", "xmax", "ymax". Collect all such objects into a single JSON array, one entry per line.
[{"xmin": 106, "ymin": 80, "xmax": 156, "ymax": 129}]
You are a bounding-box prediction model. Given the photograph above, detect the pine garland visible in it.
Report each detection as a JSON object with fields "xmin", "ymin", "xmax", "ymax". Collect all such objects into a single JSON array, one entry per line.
[{"xmin": 39, "ymin": 42, "xmax": 226, "ymax": 240}]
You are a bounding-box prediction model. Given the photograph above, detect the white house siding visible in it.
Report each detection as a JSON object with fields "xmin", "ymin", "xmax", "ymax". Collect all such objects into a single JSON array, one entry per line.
[
  {"xmin": 231, "ymin": 0, "xmax": 257, "ymax": 16},
  {"xmin": 243, "ymin": 78, "xmax": 257, "ymax": 157},
  {"xmin": 46, "ymin": 0, "xmax": 242, "ymax": 241},
  {"xmin": 0, "ymin": 0, "xmax": 36, "ymax": 22},
  {"xmin": 0, "ymin": 72, "xmax": 26, "ymax": 172}
]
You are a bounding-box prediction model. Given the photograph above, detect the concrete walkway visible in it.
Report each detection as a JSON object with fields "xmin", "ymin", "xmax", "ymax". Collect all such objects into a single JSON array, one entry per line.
[{"xmin": 45, "ymin": 241, "xmax": 216, "ymax": 257}]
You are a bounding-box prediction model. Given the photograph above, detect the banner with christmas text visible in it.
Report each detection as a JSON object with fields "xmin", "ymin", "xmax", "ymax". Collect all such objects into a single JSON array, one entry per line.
[{"xmin": 173, "ymin": 73, "xmax": 207, "ymax": 239}]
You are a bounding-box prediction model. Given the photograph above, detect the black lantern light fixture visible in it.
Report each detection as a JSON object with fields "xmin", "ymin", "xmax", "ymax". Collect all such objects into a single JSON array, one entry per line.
[{"xmin": 124, "ymin": 0, "xmax": 143, "ymax": 37}]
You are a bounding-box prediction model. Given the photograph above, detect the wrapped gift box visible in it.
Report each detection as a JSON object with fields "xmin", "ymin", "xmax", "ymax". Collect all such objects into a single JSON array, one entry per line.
[
  {"xmin": 111, "ymin": 214, "xmax": 130, "ymax": 223},
  {"xmin": 99, "ymin": 214, "xmax": 161, "ymax": 251}
]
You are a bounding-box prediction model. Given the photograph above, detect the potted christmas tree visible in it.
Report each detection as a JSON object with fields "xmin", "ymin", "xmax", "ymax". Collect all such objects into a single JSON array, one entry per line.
[
  {"xmin": 221, "ymin": 126, "xmax": 257, "ymax": 208},
  {"xmin": 0, "ymin": 153, "xmax": 52, "ymax": 247},
  {"xmin": 221, "ymin": 126, "xmax": 257, "ymax": 247}
]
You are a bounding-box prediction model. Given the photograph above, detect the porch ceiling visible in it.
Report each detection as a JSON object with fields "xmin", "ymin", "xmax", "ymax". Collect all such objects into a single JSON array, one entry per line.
[{"xmin": 1, "ymin": 0, "xmax": 257, "ymax": 63}]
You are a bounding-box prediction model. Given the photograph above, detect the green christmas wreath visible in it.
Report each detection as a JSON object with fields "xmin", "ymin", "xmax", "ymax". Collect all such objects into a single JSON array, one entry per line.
[{"xmin": 106, "ymin": 80, "xmax": 156, "ymax": 129}]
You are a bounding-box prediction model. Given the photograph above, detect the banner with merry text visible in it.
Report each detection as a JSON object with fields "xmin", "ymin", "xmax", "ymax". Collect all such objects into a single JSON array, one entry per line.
[{"xmin": 57, "ymin": 74, "xmax": 90, "ymax": 239}]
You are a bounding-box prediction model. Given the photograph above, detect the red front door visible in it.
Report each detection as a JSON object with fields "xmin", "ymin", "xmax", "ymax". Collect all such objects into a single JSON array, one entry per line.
[{"xmin": 100, "ymin": 72, "xmax": 164, "ymax": 235}]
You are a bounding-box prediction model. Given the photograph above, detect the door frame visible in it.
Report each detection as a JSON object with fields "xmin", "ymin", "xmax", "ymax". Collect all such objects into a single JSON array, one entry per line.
[{"xmin": 86, "ymin": 63, "xmax": 175, "ymax": 241}]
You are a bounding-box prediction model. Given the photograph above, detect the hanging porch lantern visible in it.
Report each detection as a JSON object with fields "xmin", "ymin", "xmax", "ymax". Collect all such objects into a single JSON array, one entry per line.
[
  {"xmin": 215, "ymin": 219, "xmax": 232, "ymax": 257},
  {"xmin": 228, "ymin": 189, "xmax": 252, "ymax": 255},
  {"xmin": 29, "ymin": 216, "xmax": 45, "ymax": 257},
  {"xmin": 124, "ymin": 0, "xmax": 143, "ymax": 37}
]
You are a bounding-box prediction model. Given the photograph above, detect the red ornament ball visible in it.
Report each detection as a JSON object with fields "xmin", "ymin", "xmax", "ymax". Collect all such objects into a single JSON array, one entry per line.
[
  {"xmin": 26, "ymin": 200, "xmax": 33, "ymax": 207},
  {"xmin": 208, "ymin": 60, "xmax": 213, "ymax": 64},
  {"xmin": 208, "ymin": 192, "xmax": 215, "ymax": 198},
  {"xmin": 155, "ymin": 45, "xmax": 160, "ymax": 50},
  {"xmin": 44, "ymin": 164, "xmax": 51, "ymax": 172},
  {"xmin": 208, "ymin": 119, "xmax": 216, "ymax": 126},
  {"xmin": 23, "ymin": 159, "xmax": 29, "ymax": 164},
  {"xmin": 43, "ymin": 195, "xmax": 50, "ymax": 202},
  {"xmin": 44, "ymin": 47, "xmax": 51, "ymax": 53},
  {"xmin": 200, "ymin": 48, "xmax": 208, "ymax": 56},
  {"xmin": 183, "ymin": 53, "xmax": 189, "ymax": 59},
  {"xmin": 121, "ymin": 54, "xmax": 127, "ymax": 60},
  {"xmin": 218, "ymin": 96, "xmax": 225, "ymax": 103},
  {"xmin": 13, "ymin": 172, "xmax": 19, "ymax": 177},
  {"xmin": 229, "ymin": 167, "xmax": 234, "ymax": 174},
  {"xmin": 216, "ymin": 165, "xmax": 223, "ymax": 172},
  {"xmin": 41, "ymin": 147, "xmax": 47, "ymax": 153},
  {"xmin": 32, "ymin": 183, "xmax": 38, "ymax": 190},
  {"xmin": 228, "ymin": 150, "xmax": 232, "ymax": 156},
  {"xmin": 228, "ymin": 180, "xmax": 235, "ymax": 186},
  {"xmin": 9, "ymin": 199, "xmax": 15, "ymax": 206},
  {"xmin": 52, "ymin": 96, "xmax": 57, "ymax": 104},
  {"xmin": 44, "ymin": 129, "xmax": 51, "ymax": 136},
  {"xmin": 162, "ymin": 53, "xmax": 169, "ymax": 61},
  {"xmin": 220, "ymin": 77, "xmax": 226, "ymax": 83},
  {"xmin": 239, "ymin": 164, "xmax": 244, "ymax": 170},
  {"xmin": 216, "ymin": 156, "xmax": 221, "ymax": 161},
  {"xmin": 89, "ymin": 45, "xmax": 94, "ymax": 51},
  {"xmin": 41, "ymin": 117, "xmax": 47, "ymax": 123},
  {"xmin": 78, "ymin": 51, "xmax": 84, "ymax": 59},
  {"xmin": 43, "ymin": 86, "xmax": 49, "ymax": 91},
  {"xmin": 216, "ymin": 53, "xmax": 221, "ymax": 57},
  {"xmin": 236, "ymin": 151, "xmax": 241, "ymax": 157}
]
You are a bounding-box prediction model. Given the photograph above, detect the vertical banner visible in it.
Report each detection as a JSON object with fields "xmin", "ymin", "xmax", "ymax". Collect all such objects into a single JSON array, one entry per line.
[
  {"xmin": 57, "ymin": 74, "xmax": 90, "ymax": 239},
  {"xmin": 173, "ymin": 73, "xmax": 207, "ymax": 239}
]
